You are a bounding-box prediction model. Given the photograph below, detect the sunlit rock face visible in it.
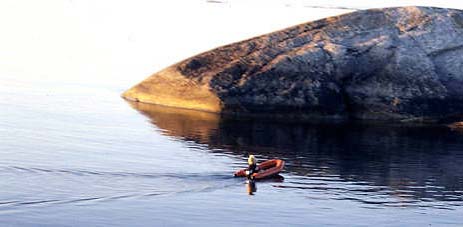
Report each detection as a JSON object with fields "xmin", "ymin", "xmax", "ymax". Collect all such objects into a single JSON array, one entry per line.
[{"xmin": 123, "ymin": 6, "xmax": 463, "ymax": 122}]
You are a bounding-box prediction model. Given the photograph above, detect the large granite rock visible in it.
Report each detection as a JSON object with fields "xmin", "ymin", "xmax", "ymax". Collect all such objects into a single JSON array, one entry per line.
[{"xmin": 123, "ymin": 6, "xmax": 463, "ymax": 122}]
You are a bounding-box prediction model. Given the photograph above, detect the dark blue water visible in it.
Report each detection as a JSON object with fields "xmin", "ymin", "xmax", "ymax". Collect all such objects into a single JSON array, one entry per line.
[{"xmin": 1, "ymin": 77, "xmax": 463, "ymax": 226}]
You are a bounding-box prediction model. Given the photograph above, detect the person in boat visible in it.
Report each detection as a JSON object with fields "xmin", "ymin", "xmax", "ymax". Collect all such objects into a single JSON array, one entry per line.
[{"xmin": 245, "ymin": 155, "xmax": 260, "ymax": 180}]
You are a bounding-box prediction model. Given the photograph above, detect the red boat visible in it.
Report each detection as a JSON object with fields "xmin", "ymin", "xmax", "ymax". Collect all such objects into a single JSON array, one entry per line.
[{"xmin": 234, "ymin": 159, "xmax": 285, "ymax": 180}]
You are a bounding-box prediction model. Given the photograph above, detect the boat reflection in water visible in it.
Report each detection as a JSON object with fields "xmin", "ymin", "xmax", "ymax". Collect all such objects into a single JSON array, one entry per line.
[
  {"xmin": 247, "ymin": 180, "xmax": 257, "ymax": 195},
  {"xmin": 245, "ymin": 175, "xmax": 285, "ymax": 195},
  {"xmin": 128, "ymin": 101, "xmax": 463, "ymax": 207}
]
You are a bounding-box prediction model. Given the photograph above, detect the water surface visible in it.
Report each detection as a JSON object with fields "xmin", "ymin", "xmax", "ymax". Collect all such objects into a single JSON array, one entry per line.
[{"xmin": 1, "ymin": 76, "xmax": 463, "ymax": 226}]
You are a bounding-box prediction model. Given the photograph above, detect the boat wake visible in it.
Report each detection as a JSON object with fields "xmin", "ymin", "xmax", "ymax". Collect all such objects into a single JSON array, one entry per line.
[{"xmin": 0, "ymin": 165, "xmax": 245, "ymax": 212}]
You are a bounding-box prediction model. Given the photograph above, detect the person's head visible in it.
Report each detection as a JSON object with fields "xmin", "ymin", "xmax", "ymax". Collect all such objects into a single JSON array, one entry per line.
[{"xmin": 248, "ymin": 155, "xmax": 257, "ymax": 165}]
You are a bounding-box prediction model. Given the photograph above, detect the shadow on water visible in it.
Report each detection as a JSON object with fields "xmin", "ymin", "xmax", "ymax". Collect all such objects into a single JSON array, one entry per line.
[{"xmin": 128, "ymin": 101, "xmax": 463, "ymax": 205}]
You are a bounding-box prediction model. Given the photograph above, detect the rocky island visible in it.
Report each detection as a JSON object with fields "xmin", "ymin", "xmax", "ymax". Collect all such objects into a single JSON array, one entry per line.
[{"xmin": 123, "ymin": 6, "xmax": 463, "ymax": 123}]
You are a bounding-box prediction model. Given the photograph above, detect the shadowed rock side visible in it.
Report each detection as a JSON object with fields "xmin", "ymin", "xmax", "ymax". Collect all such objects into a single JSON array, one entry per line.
[{"xmin": 123, "ymin": 6, "xmax": 463, "ymax": 122}]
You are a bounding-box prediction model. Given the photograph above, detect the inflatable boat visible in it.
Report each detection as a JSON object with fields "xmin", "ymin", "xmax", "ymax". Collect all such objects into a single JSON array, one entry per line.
[{"xmin": 234, "ymin": 159, "xmax": 285, "ymax": 180}]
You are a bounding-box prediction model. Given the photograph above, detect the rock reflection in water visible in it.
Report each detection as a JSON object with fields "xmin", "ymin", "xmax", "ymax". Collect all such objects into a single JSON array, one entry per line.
[{"xmin": 128, "ymin": 101, "xmax": 463, "ymax": 205}]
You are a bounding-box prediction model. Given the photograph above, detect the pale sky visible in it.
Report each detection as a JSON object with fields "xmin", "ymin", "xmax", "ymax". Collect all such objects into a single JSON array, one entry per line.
[{"xmin": 0, "ymin": 1, "xmax": 462, "ymax": 87}]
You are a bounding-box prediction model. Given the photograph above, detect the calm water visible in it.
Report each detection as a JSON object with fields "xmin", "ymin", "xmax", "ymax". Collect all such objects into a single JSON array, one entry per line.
[{"xmin": 1, "ymin": 76, "xmax": 463, "ymax": 226}]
